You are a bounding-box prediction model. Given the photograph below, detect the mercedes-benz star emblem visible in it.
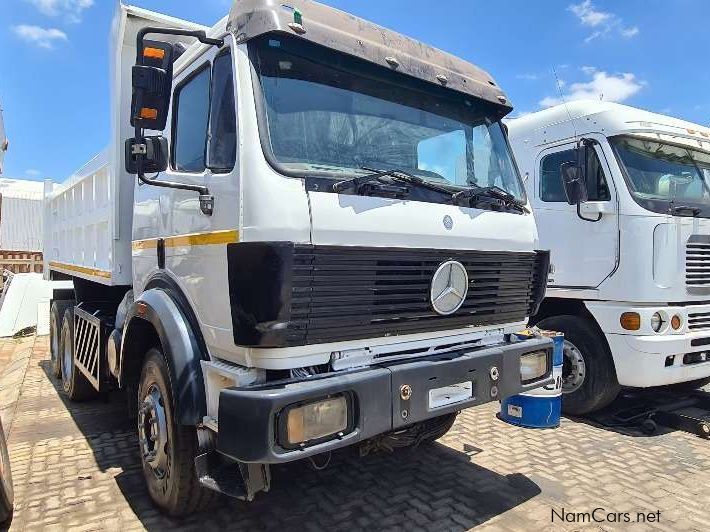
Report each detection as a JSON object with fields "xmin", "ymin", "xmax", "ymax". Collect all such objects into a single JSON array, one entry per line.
[{"xmin": 430, "ymin": 260, "xmax": 469, "ymax": 315}]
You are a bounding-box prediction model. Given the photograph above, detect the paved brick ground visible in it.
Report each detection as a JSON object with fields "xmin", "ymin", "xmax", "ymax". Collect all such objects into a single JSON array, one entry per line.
[{"xmin": 3, "ymin": 336, "xmax": 710, "ymax": 531}]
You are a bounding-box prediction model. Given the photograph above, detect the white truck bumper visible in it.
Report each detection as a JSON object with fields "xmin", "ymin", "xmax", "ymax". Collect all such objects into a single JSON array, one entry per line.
[
  {"xmin": 606, "ymin": 332, "xmax": 710, "ymax": 387},
  {"xmin": 586, "ymin": 301, "xmax": 710, "ymax": 388}
]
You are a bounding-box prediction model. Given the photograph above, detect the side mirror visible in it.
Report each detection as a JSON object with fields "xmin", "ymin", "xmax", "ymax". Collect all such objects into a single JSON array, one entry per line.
[
  {"xmin": 560, "ymin": 161, "xmax": 588, "ymax": 205},
  {"xmin": 130, "ymin": 40, "xmax": 174, "ymax": 131},
  {"xmin": 125, "ymin": 136, "xmax": 168, "ymax": 174}
]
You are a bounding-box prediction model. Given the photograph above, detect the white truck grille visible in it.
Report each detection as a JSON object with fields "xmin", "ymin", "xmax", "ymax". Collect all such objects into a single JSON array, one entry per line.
[
  {"xmin": 688, "ymin": 310, "xmax": 710, "ymax": 331},
  {"xmin": 686, "ymin": 236, "xmax": 710, "ymax": 293}
]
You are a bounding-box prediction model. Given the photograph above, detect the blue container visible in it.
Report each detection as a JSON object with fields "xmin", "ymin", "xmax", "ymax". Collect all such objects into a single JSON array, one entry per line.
[{"xmin": 500, "ymin": 333, "xmax": 564, "ymax": 428}]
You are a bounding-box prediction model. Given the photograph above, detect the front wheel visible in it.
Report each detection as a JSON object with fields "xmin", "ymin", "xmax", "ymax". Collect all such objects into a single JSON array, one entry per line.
[
  {"xmin": 537, "ymin": 315, "xmax": 620, "ymax": 415},
  {"xmin": 137, "ymin": 348, "xmax": 218, "ymax": 516}
]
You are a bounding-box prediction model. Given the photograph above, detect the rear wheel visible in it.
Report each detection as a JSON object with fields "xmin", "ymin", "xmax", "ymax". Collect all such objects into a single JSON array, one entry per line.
[
  {"xmin": 537, "ymin": 315, "xmax": 620, "ymax": 415},
  {"xmin": 138, "ymin": 348, "xmax": 217, "ymax": 516},
  {"xmin": 59, "ymin": 309, "xmax": 97, "ymax": 401},
  {"xmin": 49, "ymin": 300, "xmax": 74, "ymax": 378}
]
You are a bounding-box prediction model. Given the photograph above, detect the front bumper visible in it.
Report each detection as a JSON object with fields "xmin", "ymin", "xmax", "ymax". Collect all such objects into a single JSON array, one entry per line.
[
  {"xmin": 607, "ymin": 331, "xmax": 710, "ymax": 387},
  {"xmin": 217, "ymin": 337, "xmax": 553, "ymax": 463}
]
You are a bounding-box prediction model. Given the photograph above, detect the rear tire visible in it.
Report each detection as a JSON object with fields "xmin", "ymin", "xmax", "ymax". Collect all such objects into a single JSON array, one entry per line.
[
  {"xmin": 537, "ymin": 315, "xmax": 620, "ymax": 416},
  {"xmin": 49, "ymin": 300, "xmax": 74, "ymax": 378},
  {"xmin": 59, "ymin": 308, "xmax": 97, "ymax": 401},
  {"xmin": 137, "ymin": 348, "xmax": 218, "ymax": 516}
]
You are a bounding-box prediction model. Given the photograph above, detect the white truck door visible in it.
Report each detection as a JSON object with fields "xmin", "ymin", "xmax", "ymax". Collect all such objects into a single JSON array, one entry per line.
[
  {"xmin": 533, "ymin": 141, "xmax": 618, "ymax": 288},
  {"xmin": 136, "ymin": 39, "xmax": 240, "ymax": 358}
]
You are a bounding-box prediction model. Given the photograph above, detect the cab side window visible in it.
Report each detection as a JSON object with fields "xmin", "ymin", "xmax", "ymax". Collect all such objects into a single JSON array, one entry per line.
[
  {"xmin": 172, "ymin": 66, "xmax": 211, "ymax": 172},
  {"xmin": 540, "ymin": 148, "xmax": 611, "ymax": 202},
  {"xmin": 172, "ymin": 50, "xmax": 237, "ymax": 173},
  {"xmin": 208, "ymin": 52, "xmax": 237, "ymax": 172}
]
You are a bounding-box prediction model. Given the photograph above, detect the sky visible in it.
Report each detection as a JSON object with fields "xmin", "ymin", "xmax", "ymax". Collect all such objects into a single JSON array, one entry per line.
[{"xmin": 0, "ymin": 0, "xmax": 709, "ymax": 182}]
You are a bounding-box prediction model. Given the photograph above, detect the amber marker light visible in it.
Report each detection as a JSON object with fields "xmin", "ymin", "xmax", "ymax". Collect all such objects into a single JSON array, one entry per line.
[
  {"xmin": 620, "ymin": 312, "xmax": 641, "ymax": 331},
  {"xmin": 139, "ymin": 107, "xmax": 158, "ymax": 120},
  {"xmin": 671, "ymin": 315, "xmax": 682, "ymax": 330},
  {"xmin": 143, "ymin": 47, "xmax": 165, "ymax": 60}
]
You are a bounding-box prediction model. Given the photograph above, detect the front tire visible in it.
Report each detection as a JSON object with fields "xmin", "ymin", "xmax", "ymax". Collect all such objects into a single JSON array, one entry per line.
[
  {"xmin": 137, "ymin": 348, "xmax": 217, "ymax": 516},
  {"xmin": 537, "ymin": 315, "xmax": 620, "ymax": 415},
  {"xmin": 59, "ymin": 309, "xmax": 97, "ymax": 401},
  {"xmin": 49, "ymin": 300, "xmax": 74, "ymax": 378}
]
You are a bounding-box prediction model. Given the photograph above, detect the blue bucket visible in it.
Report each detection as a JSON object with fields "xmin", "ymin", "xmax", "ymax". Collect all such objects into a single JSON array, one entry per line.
[{"xmin": 500, "ymin": 333, "xmax": 563, "ymax": 428}]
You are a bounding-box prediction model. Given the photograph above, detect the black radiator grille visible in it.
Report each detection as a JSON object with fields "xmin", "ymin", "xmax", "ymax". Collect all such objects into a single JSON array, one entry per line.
[{"xmin": 288, "ymin": 246, "xmax": 548, "ymax": 345}]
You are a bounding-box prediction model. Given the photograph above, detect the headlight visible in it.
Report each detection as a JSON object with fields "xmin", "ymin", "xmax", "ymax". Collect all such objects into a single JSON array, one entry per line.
[
  {"xmin": 284, "ymin": 395, "xmax": 349, "ymax": 446},
  {"xmin": 651, "ymin": 312, "xmax": 665, "ymax": 333},
  {"xmin": 520, "ymin": 351, "xmax": 548, "ymax": 383}
]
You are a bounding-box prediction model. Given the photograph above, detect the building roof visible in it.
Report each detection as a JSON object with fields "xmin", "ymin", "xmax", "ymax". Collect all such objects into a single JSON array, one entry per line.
[{"xmin": 0, "ymin": 178, "xmax": 47, "ymax": 201}]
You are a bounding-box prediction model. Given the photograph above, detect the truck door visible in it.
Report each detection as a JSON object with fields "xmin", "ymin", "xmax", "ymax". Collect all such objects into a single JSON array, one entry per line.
[
  {"xmin": 133, "ymin": 39, "xmax": 239, "ymax": 358},
  {"xmin": 533, "ymin": 141, "xmax": 618, "ymax": 288}
]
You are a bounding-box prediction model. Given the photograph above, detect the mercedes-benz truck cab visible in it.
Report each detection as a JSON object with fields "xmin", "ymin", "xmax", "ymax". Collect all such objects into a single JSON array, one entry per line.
[
  {"xmin": 44, "ymin": 1, "xmax": 553, "ymax": 515},
  {"xmin": 509, "ymin": 100, "xmax": 710, "ymax": 415}
]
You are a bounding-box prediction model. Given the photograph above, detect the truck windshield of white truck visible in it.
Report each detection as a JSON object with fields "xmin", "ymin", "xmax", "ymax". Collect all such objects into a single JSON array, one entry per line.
[
  {"xmin": 251, "ymin": 36, "xmax": 525, "ymax": 205},
  {"xmin": 611, "ymin": 136, "xmax": 710, "ymax": 217}
]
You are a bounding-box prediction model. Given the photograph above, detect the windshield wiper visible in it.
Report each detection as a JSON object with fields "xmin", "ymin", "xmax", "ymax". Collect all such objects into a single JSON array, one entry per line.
[
  {"xmin": 361, "ymin": 167, "xmax": 457, "ymax": 195},
  {"xmin": 670, "ymin": 205, "xmax": 701, "ymax": 217},
  {"xmin": 452, "ymin": 185, "xmax": 529, "ymax": 213},
  {"xmin": 333, "ymin": 166, "xmax": 454, "ymax": 196}
]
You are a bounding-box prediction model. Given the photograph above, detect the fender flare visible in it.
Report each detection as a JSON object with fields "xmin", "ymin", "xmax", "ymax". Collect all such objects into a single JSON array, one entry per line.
[{"xmin": 120, "ymin": 288, "xmax": 207, "ymax": 425}]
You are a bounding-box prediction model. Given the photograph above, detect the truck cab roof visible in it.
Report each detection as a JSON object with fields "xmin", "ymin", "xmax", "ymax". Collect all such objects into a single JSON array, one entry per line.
[
  {"xmin": 226, "ymin": 0, "xmax": 510, "ymax": 111},
  {"xmin": 508, "ymin": 100, "xmax": 710, "ymax": 152}
]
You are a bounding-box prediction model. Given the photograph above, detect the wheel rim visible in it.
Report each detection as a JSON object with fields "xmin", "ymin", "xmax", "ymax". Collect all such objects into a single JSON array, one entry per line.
[
  {"xmin": 50, "ymin": 319, "xmax": 58, "ymax": 364},
  {"xmin": 561, "ymin": 339, "xmax": 586, "ymax": 394},
  {"xmin": 139, "ymin": 384, "xmax": 169, "ymax": 480},
  {"xmin": 61, "ymin": 332, "xmax": 72, "ymax": 384}
]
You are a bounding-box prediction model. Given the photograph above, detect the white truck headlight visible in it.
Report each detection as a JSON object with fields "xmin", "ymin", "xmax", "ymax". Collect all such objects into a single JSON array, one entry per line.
[
  {"xmin": 285, "ymin": 395, "xmax": 349, "ymax": 446},
  {"xmin": 520, "ymin": 351, "xmax": 548, "ymax": 383},
  {"xmin": 651, "ymin": 312, "xmax": 666, "ymax": 333}
]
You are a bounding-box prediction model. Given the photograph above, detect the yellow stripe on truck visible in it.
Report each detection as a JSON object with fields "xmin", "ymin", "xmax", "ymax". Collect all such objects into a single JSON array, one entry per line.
[
  {"xmin": 132, "ymin": 229, "xmax": 239, "ymax": 251},
  {"xmin": 49, "ymin": 261, "xmax": 112, "ymax": 279}
]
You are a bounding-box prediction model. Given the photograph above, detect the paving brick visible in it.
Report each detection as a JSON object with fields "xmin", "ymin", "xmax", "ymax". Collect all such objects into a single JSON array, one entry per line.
[{"xmin": 2, "ymin": 336, "xmax": 710, "ymax": 530}]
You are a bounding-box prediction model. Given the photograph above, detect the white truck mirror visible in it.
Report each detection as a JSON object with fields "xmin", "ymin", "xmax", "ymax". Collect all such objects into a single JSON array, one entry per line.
[{"xmin": 560, "ymin": 160, "xmax": 588, "ymax": 205}]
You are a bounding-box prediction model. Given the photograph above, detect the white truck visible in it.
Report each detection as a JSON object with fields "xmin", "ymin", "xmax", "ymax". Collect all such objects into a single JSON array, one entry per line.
[
  {"xmin": 45, "ymin": 0, "xmax": 553, "ymax": 515},
  {"xmin": 509, "ymin": 100, "xmax": 710, "ymax": 415}
]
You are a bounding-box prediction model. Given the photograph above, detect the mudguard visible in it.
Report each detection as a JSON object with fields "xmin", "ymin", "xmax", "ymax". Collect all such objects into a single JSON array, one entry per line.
[{"xmin": 120, "ymin": 288, "xmax": 207, "ymax": 425}]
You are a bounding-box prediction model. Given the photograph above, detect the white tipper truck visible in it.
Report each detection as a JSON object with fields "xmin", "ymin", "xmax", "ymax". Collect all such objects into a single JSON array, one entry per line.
[
  {"xmin": 509, "ymin": 100, "xmax": 710, "ymax": 415},
  {"xmin": 45, "ymin": 1, "xmax": 553, "ymax": 515}
]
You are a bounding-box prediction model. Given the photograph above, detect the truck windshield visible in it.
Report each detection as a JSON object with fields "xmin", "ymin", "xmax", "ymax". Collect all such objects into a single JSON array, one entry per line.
[
  {"xmin": 250, "ymin": 36, "xmax": 525, "ymax": 201},
  {"xmin": 611, "ymin": 136, "xmax": 710, "ymax": 217}
]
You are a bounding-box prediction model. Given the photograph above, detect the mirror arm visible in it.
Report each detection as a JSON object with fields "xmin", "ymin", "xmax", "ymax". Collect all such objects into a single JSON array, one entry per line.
[
  {"xmin": 133, "ymin": 128, "xmax": 214, "ymax": 216},
  {"xmin": 131, "ymin": 28, "xmax": 223, "ymax": 216},
  {"xmin": 576, "ymin": 203, "xmax": 602, "ymax": 222},
  {"xmin": 135, "ymin": 28, "xmax": 223, "ymax": 61}
]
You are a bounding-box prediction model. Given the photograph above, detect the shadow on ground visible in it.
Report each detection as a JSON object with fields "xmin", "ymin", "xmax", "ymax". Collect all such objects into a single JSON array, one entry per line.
[
  {"xmin": 574, "ymin": 387, "xmax": 710, "ymax": 440},
  {"xmin": 38, "ymin": 360, "xmax": 541, "ymax": 531}
]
